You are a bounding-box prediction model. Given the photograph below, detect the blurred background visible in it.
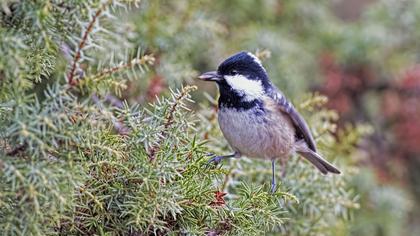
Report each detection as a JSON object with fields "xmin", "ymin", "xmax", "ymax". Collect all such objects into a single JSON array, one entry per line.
[{"xmin": 120, "ymin": 0, "xmax": 420, "ymax": 235}]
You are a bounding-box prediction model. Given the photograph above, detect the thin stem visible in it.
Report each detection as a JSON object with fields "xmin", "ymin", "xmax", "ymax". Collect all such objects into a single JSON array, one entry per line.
[
  {"xmin": 67, "ymin": 1, "xmax": 111, "ymax": 85},
  {"xmin": 91, "ymin": 55, "xmax": 155, "ymax": 81},
  {"xmin": 147, "ymin": 86, "xmax": 197, "ymax": 161},
  {"xmin": 221, "ymin": 158, "xmax": 240, "ymax": 191}
]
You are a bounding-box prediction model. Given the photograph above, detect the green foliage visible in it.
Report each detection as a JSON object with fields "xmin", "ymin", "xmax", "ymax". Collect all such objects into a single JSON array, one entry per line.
[{"xmin": 0, "ymin": 0, "xmax": 375, "ymax": 235}]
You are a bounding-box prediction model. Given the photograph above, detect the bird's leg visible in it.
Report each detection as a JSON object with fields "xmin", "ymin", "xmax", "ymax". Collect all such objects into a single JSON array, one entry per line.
[
  {"xmin": 271, "ymin": 159, "xmax": 277, "ymax": 193},
  {"xmin": 207, "ymin": 152, "xmax": 239, "ymax": 165}
]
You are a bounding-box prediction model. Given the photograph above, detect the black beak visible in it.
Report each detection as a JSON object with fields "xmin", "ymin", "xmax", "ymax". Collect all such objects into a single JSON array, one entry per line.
[{"xmin": 198, "ymin": 71, "xmax": 222, "ymax": 82}]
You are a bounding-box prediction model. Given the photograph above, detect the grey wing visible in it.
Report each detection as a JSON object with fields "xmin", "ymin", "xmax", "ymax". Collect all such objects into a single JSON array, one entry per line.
[{"xmin": 272, "ymin": 91, "xmax": 317, "ymax": 152}]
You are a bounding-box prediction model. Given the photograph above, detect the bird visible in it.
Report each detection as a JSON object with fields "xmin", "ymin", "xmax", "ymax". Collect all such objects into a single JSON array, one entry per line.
[{"xmin": 198, "ymin": 51, "xmax": 340, "ymax": 193}]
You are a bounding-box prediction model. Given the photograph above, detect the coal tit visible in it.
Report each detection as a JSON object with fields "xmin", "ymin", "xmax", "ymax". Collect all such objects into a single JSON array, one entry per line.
[{"xmin": 198, "ymin": 51, "xmax": 340, "ymax": 193}]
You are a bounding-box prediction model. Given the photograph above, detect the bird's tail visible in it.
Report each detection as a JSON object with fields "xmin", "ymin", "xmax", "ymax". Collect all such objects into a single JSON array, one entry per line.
[{"xmin": 295, "ymin": 142, "xmax": 341, "ymax": 175}]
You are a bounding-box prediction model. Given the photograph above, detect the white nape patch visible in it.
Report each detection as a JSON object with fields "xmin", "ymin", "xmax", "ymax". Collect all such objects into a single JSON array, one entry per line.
[
  {"xmin": 224, "ymin": 74, "xmax": 264, "ymax": 101},
  {"xmin": 247, "ymin": 52, "xmax": 265, "ymax": 71}
]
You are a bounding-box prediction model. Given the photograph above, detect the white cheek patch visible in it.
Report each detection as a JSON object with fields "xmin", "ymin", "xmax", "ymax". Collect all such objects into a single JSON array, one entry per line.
[{"xmin": 224, "ymin": 74, "xmax": 264, "ymax": 101}]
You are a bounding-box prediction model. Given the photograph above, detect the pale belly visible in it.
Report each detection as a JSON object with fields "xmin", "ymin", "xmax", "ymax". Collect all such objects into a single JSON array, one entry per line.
[{"xmin": 218, "ymin": 107, "xmax": 296, "ymax": 159}]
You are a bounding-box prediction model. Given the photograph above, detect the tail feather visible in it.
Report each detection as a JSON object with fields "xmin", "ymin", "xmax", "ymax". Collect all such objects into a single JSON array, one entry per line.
[{"xmin": 296, "ymin": 148, "xmax": 341, "ymax": 175}]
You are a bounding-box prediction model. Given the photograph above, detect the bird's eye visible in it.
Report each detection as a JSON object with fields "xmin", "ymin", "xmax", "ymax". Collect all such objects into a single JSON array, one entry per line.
[{"xmin": 230, "ymin": 70, "xmax": 238, "ymax": 76}]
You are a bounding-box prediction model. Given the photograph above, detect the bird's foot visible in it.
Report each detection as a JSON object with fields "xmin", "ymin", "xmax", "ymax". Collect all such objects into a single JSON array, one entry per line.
[
  {"xmin": 271, "ymin": 180, "xmax": 277, "ymax": 194},
  {"xmin": 205, "ymin": 152, "xmax": 238, "ymax": 168},
  {"xmin": 207, "ymin": 155, "xmax": 225, "ymax": 165}
]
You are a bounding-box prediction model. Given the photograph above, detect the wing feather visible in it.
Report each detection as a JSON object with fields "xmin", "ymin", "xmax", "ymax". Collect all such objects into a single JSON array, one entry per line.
[{"xmin": 271, "ymin": 91, "xmax": 317, "ymax": 152}]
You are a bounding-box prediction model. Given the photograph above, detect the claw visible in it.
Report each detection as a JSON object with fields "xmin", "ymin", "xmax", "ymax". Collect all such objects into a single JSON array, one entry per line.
[
  {"xmin": 208, "ymin": 156, "xmax": 223, "ymax": 165},
  {"xmin": 205, "ymin": 153, "xmax": 237, "ymax": 168},
  {"xmin": 271, "ymin": 181, "xmax": 277, "ymax": 194},
  {"xmin": 205, "ymin": 155, "xmax": 225, "ymax": 169}
]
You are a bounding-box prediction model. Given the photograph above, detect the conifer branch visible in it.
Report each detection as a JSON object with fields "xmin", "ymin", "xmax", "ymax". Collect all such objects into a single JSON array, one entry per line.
[
  {"xmin": 91, "ymin": 54, "xmax": 155, "ymax": 81},
  {"xmin": 67, "ymin": 1, "xmax": 112, "ymax": 85},
  {"xmin": 148, "ymin": 85, "xmax": 197, "ymax": 161}
]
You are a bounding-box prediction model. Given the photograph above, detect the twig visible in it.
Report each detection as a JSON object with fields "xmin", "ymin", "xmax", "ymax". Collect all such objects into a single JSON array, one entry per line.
[
  {"xmin": 67, "ymin": 1, "xmax": 111, "ymax": 85},
  {"xmin": 147, "ymin": 86, "xmax": 197, "ymax": 161},
  {"xmin": 91, "ymin": 55, "xmax": 155, "ymax": 81},
  {"xmin": 221, "ymin": 163, "xmax": 236, "ymax": 191}
]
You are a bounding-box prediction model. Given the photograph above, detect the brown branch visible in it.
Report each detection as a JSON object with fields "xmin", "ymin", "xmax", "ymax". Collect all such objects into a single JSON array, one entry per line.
[
  {"xmin": 91, "ymin": 55, "xmax": 155, "ymax": 81},
  {"xmin": 221, "ymin": 164, "xmax": 235, "ymax": 191},
  {"xmin": 147, "ymin": 86, "xmax": 197, "ymax": 161},
  {"xmin": 67, "ymin": 1, "xmax": 111, "ymax": 86}
]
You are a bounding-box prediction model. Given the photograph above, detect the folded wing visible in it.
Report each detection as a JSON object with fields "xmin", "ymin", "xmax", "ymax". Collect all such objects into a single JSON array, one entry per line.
[{"xmin": 271, "ymin": 91, "xmax": 317, "ymax": 152}]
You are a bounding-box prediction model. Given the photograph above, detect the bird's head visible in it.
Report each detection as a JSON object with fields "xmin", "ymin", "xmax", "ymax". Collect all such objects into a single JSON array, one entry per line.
[{"xmin": 199, "ymin": 51, "xmax": 272, "ymax": 104}]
